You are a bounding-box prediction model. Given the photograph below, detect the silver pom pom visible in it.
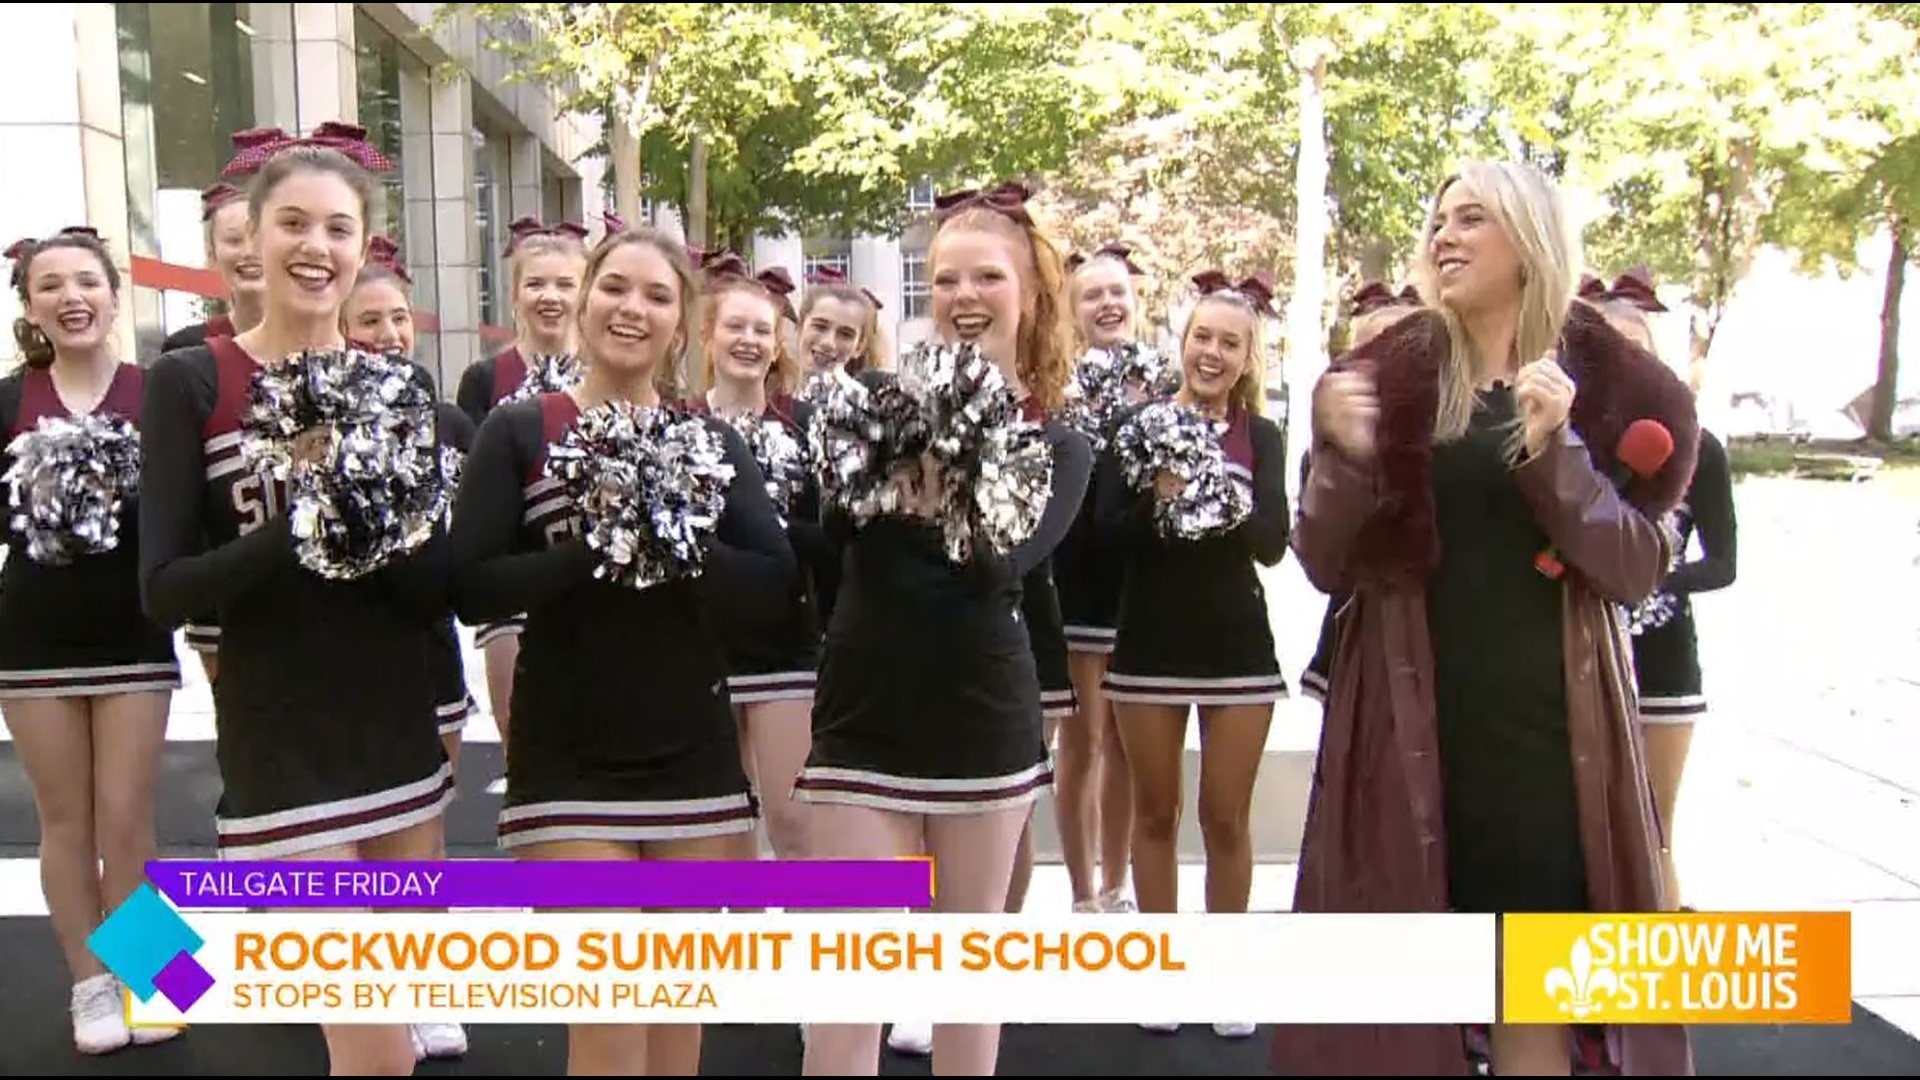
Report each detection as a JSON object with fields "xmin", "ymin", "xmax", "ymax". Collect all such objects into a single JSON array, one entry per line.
[
  {"xmin": 545, "ymin": 402, "xmax": 736, "ymax": 591},
  {"xmin": 726, "ymin": 414, "xmax": 808, "ymax": 526},
  {"xmin": 1622, "ymin": 506, "xmax": 1688, "ymax": 635},
  {"xmin": 808, "ymin": 343, "xmax": 1053, "ymax": 563},
  {"xmin": 1113, "ymin": 400, "xmax": 1251, "ymax": 540},
  {"xmin": 241, "ymin": 348, "xmax": 449, "ymax": 581},
  {"xmin": 502, "ymin": 353, "xmax": 582, "ymax": 406},
  {"xmin": 1065, "ymin": 343, "xmax": 1182, "ymax": 452},
  {"xmin": 4, "ymin": 414, "xmax": 142, "ymax": 565}
]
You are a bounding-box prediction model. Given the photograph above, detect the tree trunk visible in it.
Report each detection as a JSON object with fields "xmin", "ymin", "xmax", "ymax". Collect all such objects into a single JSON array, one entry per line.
[
  {"xmin": 1871, "ymin": 218, "xmax": 1907, "ymax": 442},
  {"xmin": 689, "ymin": 136, "xmax": 710, "ymax": 248},
  {"xmin": 611, "ymin": 113, "xmax": 641, "ymax": 228},
  {"xmin": 1287, "ymin": 37, "xmax": 1332, "ymax": 496}
]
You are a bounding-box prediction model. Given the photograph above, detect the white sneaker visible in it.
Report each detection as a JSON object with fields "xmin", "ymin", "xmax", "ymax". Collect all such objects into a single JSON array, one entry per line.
[
  {"xmin": 1139, "ymin": 1020, "xmax": 1180, "ymax": 1033},
  {"xmin": 1099, "ymin": 888, "xmax": 1137, "ymax": 913},
  {"xmin": 886, "ymin": 1020, "xmax": 932, "ymax": 1055},
  {"xmin": 71, "ymin": 973, "xmax": 130, "ymax": 1055},
  {"xmin": 1213, "ymin": 1020, "xmax": 1257, "ymax": 1038},
  {"xmin": 413, "ymin": 1022, "xmax": 468, "ymax": 1058},
  {"xmin": 1072, "ymin": 898, "xmax": 1104, "ymax": 914},
  {"xmin": 131, "ymin": 1021, "xmax": 183, "ymax": 1046}
]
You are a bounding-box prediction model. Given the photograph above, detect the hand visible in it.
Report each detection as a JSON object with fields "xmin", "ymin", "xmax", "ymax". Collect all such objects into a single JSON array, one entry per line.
[
  {"xmin": 1153, "ymin": 471, "xmax": 1187, "ymax": 500},
  {"xmin": 1313, "ymin": 370, "xmax": 1379, "ymax": 463},
  {"xmin": 291, "ymin": 427, "xmax": 332, "ymax": 468},
  {"xmin": 1516, "ymin": 357, "xmax": 1576, "ymax": 458}
]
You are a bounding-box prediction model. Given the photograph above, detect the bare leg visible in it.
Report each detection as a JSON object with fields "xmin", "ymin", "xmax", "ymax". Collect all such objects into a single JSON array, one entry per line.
[
  {"xmin": 926, "ymin": 806, "xmax": 1032, "ymax": 1076},
  {"xmin": 1194, "ymin": 703, "xmax": 1273, "ymax": 915},
  {"xmin": 1642, "ymin": 722, "xmax": 1695, "ymax": 908},
  {"xmin": 1051, "ymin": 682, "xmax": 1100, "ymax": 907},
  {"xmin": 801, "ymin": 803, "xmax": 924, "ymax": 1076},
  {"xmin": 1113, "ymin": 703, "xmax": 1189, "ymax": 915}
]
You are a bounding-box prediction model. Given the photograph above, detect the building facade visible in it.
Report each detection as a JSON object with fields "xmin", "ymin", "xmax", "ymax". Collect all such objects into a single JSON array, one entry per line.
[{"xmin": 0, "ymin": 2, "xmax": 606, "ymax": 398}]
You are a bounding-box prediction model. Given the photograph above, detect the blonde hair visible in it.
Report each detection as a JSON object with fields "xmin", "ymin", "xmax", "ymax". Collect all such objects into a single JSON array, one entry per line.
[
  {"xmin": 1181, "ymin": 292, "xmax": 1267, "ymax": 417},
  {"xmin": 1415, "ymin": 160, "xmax": 1580, "ymax": 456},
  {"xmin": 1068, "ymin": 253, "xmax": 1142, "ymax": 351},
  {"xmin": 703, "ymin": 276, "xmax": 802, "ymax": 397},
  {"xmin": 929, "ymin": 208, "xmax": 1074, "ymax": 413},
  {"xmin": 577, "ymin": 227, "xmax": 698, "ymax": 400}
]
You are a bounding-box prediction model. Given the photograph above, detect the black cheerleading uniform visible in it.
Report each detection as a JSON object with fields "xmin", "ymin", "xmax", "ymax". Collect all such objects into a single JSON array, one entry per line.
[
  {"xmin": 795, "ymin": 390, "xmax": 1093, "ymax": 815},
  {"xmin": 1628, "ymin": 428, "xmax": 1735, "ymax": 724},
  {"xmin": 163, "ymin": 314, "xmax": 238, "ymax": 659},
  {"xmin": 1019, "ymin": 398, "xmax": 1076, "ymax": 721},
  {"xmin": 428, "ymin": 399, "xmax": 479, "ymax": 737},
  {"xmin": 686, "ymin": 393, "xmax": 827, "ymax": 707},
  {"xmin": 0, "ymin": 364, "xmax": 180, "ymax": 699},
  {"xmin": 449, "ymin": 392, "xmax": 794, "ymax": 848},
  {"xmin": 1055, "ymin": 468, "xmax": 1121, "ymax": 657},
  {"xmin": 139, "ymin": 337, "xmax": 454, "ymax": 859},
  {"xmin": 1099, "ymin": 404, "xmax": 1291, "ymax": 707},
  {"xmin": 455, "ymin": 346, "xmax": 538, "ymax": 649}
]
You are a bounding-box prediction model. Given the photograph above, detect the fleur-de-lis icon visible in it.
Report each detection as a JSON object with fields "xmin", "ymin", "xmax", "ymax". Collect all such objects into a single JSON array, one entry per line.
[{"xmin": 1544, "ymin": 937, "xmax": 1620, "ymax": 1020}]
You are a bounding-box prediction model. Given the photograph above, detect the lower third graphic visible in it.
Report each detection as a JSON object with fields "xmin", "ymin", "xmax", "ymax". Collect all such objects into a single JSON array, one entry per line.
[{"xmin": 88, "ymin": 883, "xmax": 214, "ymax": 1012}]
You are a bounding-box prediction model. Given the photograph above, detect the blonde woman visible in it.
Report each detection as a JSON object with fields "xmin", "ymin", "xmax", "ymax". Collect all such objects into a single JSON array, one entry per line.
[{"xmin": 1277, "ymin": 160, "xmax": 1698, "ymax": 1076}]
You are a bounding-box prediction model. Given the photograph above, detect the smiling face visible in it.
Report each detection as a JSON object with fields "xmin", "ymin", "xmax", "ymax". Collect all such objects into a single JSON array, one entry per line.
[
  {"xmin": 513, "ymin": 245, "xmax": 584, "ymax": 352},
  {"xmin": 343, "ymin": 276, "xmax": 413, "ymax": 357},
  {"xmin": 1426, "ymin": 176, "xmax": 1525, "ymax": 318},
  {"xmin": 1180, "ymin": 296, "xmax": 1254, "ymax": 409},
  {"xmin": 798, "ymin": 294, "xmax": 868, "ymax": 374},
  {"xmin": 207, "ymin": 199, "xmax": 263, "ymax": 309},
  {"xmin": 931, "ymin": 226, "xmax": 1024, "ymax": 367},
  {"xmin": 708, "ymin": 285, "xmax": 780, "ymax": 388},
  {"xmin": 21, "ymin": 244, "xmax": 119, "ymax": 357},
  {"xmin": 580, "ymin": 237, "xmax": 686, "ymax": 381},
  {"xmin": 1073, "ymin": 257, "xmax": 1136, "ymax": 348},
  {"xmin": 251, "ymin": 168, "xmax": 366, "ymax": 323}
]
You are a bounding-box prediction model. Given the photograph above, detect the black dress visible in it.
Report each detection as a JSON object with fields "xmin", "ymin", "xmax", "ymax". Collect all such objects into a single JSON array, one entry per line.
[
  {"xmin": 139, "ymin": 339, "xmax": 453, "ymax": 859},
  {"xmin": 0, "ymin": 365, "xmax": 180, "ymax": 699},
  {"xmin": 796, "ymin": 411, "xmax": 1092, "ymax": 815},
  {"xmin": 1426, "ymin": 388, "xmax": 1588, "ymax": 915},
  {"xmin": 163, "ymin": 314, "xmax": 237, "ymax": 659},
  {"xmin": 449, "ymin": 393, "xmax": 792, "ymax": 848},
  {"xmin": 1628, "ymin": 429, "xmax": 1734, "ymax": 723}
]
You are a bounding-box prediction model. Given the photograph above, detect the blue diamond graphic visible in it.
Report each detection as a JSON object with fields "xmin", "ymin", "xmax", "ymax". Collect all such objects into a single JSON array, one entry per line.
[{"xmin": 88, "ymin": 884, "xmax": 204, "ymax": 1000}]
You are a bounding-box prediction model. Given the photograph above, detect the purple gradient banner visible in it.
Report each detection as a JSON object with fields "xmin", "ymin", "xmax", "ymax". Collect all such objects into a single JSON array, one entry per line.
[{"xmin": 143, "ymin": 859, "xmax": 934, "ymax": 910}]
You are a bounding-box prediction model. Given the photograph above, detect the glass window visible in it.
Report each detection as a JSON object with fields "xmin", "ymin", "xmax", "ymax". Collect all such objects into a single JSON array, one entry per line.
[
  {"xmin": 907, "ymin": 178, "xmax": 936, "ymax": 213},
  {"xmin": 354, "ymin": 9, "xmax": 406, "ymax": 247},
  {"xmin": 473, "ymin": 126, "xmax": 499, "ymax": 329},
  {"xmin": 116, "ymin": 2, "xmax": 258, "ymax": 360},
  {"xmin": 803, "ymin": 253, "xmax": 850, "ymax": 281},
  {"xmin": 902, "ymin": 249, "xmax": 930, "ymax": 320}
]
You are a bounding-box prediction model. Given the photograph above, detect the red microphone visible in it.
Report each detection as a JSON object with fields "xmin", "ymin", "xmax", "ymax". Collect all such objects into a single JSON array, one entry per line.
[{"xmin": 1535, "ymin": 419, "xmax": 1676, "ymax": 579}]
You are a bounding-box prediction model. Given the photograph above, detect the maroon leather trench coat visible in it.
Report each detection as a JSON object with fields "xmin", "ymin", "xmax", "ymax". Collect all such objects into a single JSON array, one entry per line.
[{"xmin": 1270, "ymin": 303, "xmax": 1699, "ymax": 1076}]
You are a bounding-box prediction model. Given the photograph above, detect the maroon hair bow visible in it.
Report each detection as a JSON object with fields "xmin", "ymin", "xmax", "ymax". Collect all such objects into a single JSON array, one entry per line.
[
  {"xmin": 1067, "ymin": 243, "xmax": 1144, "ymax": 275},
  {"xmin": 221, "ymin": 121, "xmax": 393, "ymax": 179},
  {"xmin": 756, "ymin": 268, "xmax": 798, "ymax": 320},
  {"xmin": 1349, "ymin": 281, "xmax": 1421, "ymax": 317},
  {"xmin": 701, "ymin": 251, "xmax": 750, "ymax": 281},
  {"xmin": 4, "ymin": 238, "xmax": 35, "ymax": 262},
  {"xmin": 1192, "ymin": 269, "xmax": 1278, "ymax": 316},
  {"xmin": 367, "ymin": 235, "xmax": 411, "ymax": 283},
  {"xmin": 602, "ymin": 210, "xmax": 628, "ymax": 235},
  {"xmin": 934, "ymin": 181, "xmax": 1033, "ymax": 226},
  {"xmin": 806, "ymin": 266, "xmax": 846, "ymax": 285},
  {"xmin": 1603, "ymin": 268, "xmax": 1667, "ymax": 313},
  {"xmin": 1578, "ymin": 273, "xmax": 1607, "ymax": 299},
  {"xmin": 503, "ymin": 216, "xmax": 590, "ymax": 257},
  {"xmin": 201, "ymin": 183, "xmax": 245, "ymax": 221}
]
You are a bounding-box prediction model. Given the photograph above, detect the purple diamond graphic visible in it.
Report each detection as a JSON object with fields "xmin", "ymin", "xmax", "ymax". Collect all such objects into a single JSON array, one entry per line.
[{"xmin": 152, "ymin": 950, "xmax": 214, "ymax": 1011}]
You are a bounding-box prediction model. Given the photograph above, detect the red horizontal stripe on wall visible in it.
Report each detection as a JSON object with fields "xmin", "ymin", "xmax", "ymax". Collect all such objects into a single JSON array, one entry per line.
[{"xmin": 130, "ymin": 255, "xmax": 514, "ymax": 344}]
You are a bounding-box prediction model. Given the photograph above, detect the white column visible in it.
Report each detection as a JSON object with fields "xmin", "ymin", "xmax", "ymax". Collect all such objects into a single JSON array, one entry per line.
[
  {"xmin": 291, "ymin": 4, "xmax": 358, "ymax": 129},
  {"xmin": 0, "ymin": 4, "xmax": 133, "ymax": 362},
  {"xmin": 509, "ymin": 136, "xmax": 543, "ymax": 222},
  {"xmin": 427, "ymin": 73, "xmax": 482, "ymax": 394}
]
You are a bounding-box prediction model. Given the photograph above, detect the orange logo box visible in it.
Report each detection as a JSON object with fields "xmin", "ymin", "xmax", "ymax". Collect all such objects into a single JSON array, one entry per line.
[{"xmin": 1502, "ymin": 912, "xmax": 1851, "ymax": 1025}]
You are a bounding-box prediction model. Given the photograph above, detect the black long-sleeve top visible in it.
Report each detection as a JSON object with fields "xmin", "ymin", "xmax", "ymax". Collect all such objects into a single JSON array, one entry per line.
[
  {"xmin": 1095, "ymin": 403, "xmax": 1291, "ymax": 572},
  {"xmin": 1665, "ymin": 429, "xmax": 1736, "ymax": 596}
]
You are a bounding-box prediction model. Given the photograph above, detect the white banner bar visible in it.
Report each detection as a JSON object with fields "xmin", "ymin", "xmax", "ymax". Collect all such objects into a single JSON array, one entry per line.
[{"xmin": 125, "ymin": 913, "xmax": 1499, "ymax": 1027}]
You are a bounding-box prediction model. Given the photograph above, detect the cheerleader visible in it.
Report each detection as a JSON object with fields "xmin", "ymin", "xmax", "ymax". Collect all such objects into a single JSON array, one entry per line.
[
  {"xmin": 453, "ymin": 216, "xmax": 587, "ymax": 776},
  {"xmin": 139, "ymin": 133, "xmax": 451, "ymax": 1076},
  {"xmin": 1276, "ymin": 160, "xmax": 1696, "ymax": 1077},
  {"xmin": 1095, "ymin": 271, "xmax": 1289, "ymax": 1039},
  {"xmin": 796, "ymin": 182, "xmax": 1092, "ymax": 1077},
  {"xmin": 1298, "ymin": 282, "xmax": 1422, "ymax": 707},
  {"xmin": 798, "ymin": 267, "xmax": 890, "ymax": 378},
  {"xmin": 1587, "ymin": 270, "xmax": 1736, "ymax": 911},
  {"xmin": 2, "ymin": 228, "xmax": 180, "ymax": 1055},
  {"xmin": 159, "ymin": 127, "xmax": 283, "ymax": 353},
  {"xmin": 448, "ymin": 225, "xmax": 792, "ymax": 1076},
  {"xmin": 1053, "ymin": 243, "xmax": 1152, "ymax": 915},
  {"xmin": 688, "ymin": 267, "xmax": 826, "ymax": 860}
]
